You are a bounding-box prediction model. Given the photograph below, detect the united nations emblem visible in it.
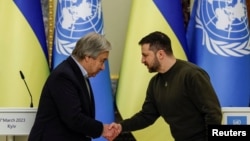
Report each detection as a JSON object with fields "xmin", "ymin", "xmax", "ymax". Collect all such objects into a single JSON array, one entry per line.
[
  {"xmin": 196, "ymin": 0, "xmax": 250, "ymax": 57},
  {"xmin": 54, "ymin": 0, "xmax": 103, "ymax": 56}
]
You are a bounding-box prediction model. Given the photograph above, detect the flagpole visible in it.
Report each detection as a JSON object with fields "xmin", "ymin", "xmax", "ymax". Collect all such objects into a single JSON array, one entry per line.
[{"xmin": 48, "ymin": 0, "xmax": 54, "ymax": 67}]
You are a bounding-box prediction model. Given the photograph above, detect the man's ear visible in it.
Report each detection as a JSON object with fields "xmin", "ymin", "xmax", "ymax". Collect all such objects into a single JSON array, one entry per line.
[
  {"xmin": 157, "ymin": 50, "xmax": 165, "ymax": 60},
  {"xmin": 84, "ymin": 56, "xmax": 91, "ymax": 62}
]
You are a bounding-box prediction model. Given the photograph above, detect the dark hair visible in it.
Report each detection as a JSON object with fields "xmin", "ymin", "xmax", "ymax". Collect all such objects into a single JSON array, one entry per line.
[{"xmin": 138, "ymin": 31, "xmax": 173, "ymax": 55}]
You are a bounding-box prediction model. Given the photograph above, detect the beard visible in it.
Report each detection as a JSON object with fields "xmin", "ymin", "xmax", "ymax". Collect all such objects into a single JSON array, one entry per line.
[{"xmin": 147, "ymin": 57, "xmax": 160, "ymax": 73}]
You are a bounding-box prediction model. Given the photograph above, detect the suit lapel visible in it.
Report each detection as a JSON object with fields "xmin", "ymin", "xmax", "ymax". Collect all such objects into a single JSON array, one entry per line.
[
  {"xmin": 66, "ymin": 57, "xmax": 95, "ymax": 118},
  {"xmin": 85, "ymin": 78, "xmax": 95, "ymax": 117}
]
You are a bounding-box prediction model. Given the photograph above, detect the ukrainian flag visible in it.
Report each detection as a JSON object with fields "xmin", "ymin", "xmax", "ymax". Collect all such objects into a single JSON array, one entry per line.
[
  {"xmin": 0, "ymin": 0, "xmax": 49, "ymax": 107},
  {"xmin": 116, "ymin": 0, "xmax": 187, "ymax": 140}
]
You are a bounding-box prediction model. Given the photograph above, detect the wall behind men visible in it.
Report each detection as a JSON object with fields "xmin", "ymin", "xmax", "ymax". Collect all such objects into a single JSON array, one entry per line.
[{"xmin": 102, "ymin": 0, "xmax": 132, "ymax": 79}]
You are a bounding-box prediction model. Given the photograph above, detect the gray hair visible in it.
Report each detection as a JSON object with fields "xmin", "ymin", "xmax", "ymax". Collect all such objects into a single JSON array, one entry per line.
[{"xmin": 72, "ymin": 32, "xmax": 112, "ymax": 60}]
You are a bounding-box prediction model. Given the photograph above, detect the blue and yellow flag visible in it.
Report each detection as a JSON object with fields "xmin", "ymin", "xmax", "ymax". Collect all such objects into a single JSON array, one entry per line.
[
  {"xmin": 51, "ymin": 1, "xmax": 114, "ymax": 140},
  {"xmin": 116, "ymin": 0, "xmax": 187, "ymax": 140},
  {"xmin": 186, "ymin": 0, "xmax": 250, "ymax": 107},
  {"xmin": 0, "ymin": 0, "xmax": 49, "ymax": 107}
]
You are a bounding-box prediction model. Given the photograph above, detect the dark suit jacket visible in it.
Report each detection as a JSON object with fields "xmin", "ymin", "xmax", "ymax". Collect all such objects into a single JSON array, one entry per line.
[{"xmin": 28, "ymin": 57, "xmax": 103, "ymax": 141}]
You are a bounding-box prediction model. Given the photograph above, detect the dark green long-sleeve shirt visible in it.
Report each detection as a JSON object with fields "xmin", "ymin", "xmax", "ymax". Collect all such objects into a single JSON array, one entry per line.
[{"xmin": 121, "ymin": 59, "xmax": 222, "ymax": 141}]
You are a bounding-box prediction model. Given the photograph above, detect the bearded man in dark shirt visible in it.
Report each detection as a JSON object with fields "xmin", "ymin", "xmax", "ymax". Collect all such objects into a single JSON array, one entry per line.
[{"xmin": 109, "ymin": 31, "xmax": 222, "ymax": 141}]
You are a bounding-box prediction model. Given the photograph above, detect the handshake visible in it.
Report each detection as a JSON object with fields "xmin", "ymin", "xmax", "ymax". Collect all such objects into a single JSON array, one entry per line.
[{"xmin": 102, "ymin": 122, "xmax": 122, "ymax": 141}]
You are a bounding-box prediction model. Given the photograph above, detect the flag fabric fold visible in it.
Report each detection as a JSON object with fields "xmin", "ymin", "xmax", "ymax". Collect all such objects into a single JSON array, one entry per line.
[
  {"xmin": 51, "ymin": 1, "xmax": 114, "ymax": 140},
  {"xmin": 186, "ymin": 0, "xmax": 250, "ymax": 107},
  {"xmin": 116, "ymin": 0, "xmax": 187, "ymax": 140},
  {"xmin": 0, "ymin": 0, "xmax": 49, "ymax": 107}
]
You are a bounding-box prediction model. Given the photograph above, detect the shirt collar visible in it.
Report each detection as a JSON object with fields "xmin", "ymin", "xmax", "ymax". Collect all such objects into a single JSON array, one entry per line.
[{"xmin": 71, "ymin": 55, "xmax": 88, "ymax": 78}]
